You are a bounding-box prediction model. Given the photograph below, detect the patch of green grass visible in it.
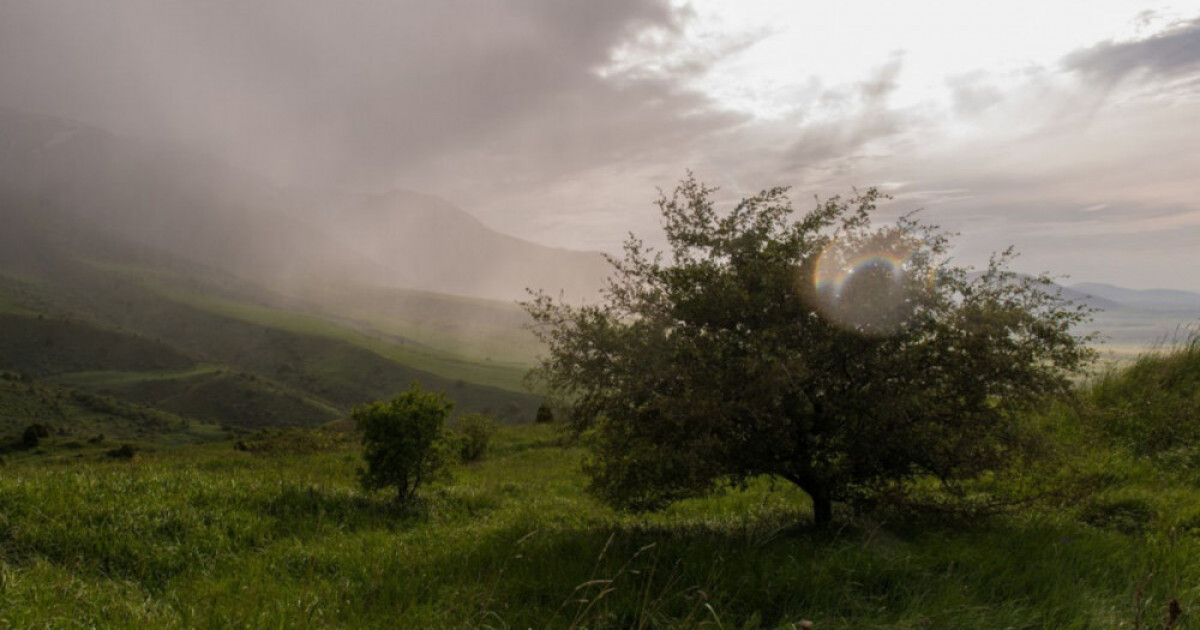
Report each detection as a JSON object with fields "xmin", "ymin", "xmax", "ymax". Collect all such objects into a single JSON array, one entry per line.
[
  {"xmin": 2, "ymin": 423, "xmax": 1198, "ymax": 628},
  {"xmin": 0, "ymin": 313, "xmax": 194, "ymax": 378},
  {"xmin": 51, "ymin": 367, "xmax": 342, "ymax": 429},
  {"xmin": 49, "ymin": 364, "xmax": 224, "ymax": 388},
  {"xmin": 1, "ymin": 258, "xmax": 541, "ymax": 423},
  {"xmin": 104, "ymin": 264, "xmax": 534, "ymax": 393},
  {"xmin": 285, "ymin": 279, "xmax": 543, "ymax": 364},
  {"xmin": 1084, "ymin": 332, "xmax": 1200, "ymax": 459},
  {"xmin": 0, "ymin": 372, "xmax": 227, "ymax": 456}
]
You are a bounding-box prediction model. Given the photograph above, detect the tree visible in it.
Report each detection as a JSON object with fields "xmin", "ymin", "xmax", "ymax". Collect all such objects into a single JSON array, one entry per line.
[
  {"xmin": 354, "ymin": 383, "xmax": 453, "ymax": 505},
  {"xmin": 523, "ymin": 175, "xmax": 1095, "ymax": 528}
]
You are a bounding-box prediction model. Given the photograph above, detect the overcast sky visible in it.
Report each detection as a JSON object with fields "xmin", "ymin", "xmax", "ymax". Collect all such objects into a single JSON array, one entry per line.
[{"xmin": 2, "ymin": 0, "xmax": 1199, "ymax": 290}]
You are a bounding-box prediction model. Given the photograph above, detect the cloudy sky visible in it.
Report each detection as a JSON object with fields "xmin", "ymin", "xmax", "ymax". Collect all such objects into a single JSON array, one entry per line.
[{"xmin": 2, "ymin": 0, "xmax": 1199, "ymax": 290}]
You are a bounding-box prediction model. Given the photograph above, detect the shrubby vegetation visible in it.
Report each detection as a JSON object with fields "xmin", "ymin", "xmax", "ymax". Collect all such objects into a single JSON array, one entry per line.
[
  {"xmin": 353, "ymin": 383, "xmax": 454, "ymax": 505},
  {"xmin": 1, "ymin": 334, "xmax": 1199, "ymax": 626},
  {"xmin": 234, "ymin": 426, "xmax": 352, "ymax": 455},
  {"xmin": 535, "ymin": 400, "xmax": 554, "ymax": 424},
  {"xmin": 451, "ymin": 412, "xmax": 497, "ymax": 462},
  {"xmin": 1087, "ymin": 332, "xmax": 1200, "ymax": 458}
]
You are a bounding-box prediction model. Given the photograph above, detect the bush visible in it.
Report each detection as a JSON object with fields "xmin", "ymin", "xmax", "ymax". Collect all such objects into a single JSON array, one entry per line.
[
  {"xmin": 106, "ymin": 444, "xmax": 138, "ymax": 460},
  {"xmin": 353, "ymin": 383, "xmax": 454, "ymax": 505},
  {"xmin": 535, "ymin": 402, "xmax": 554, "ymax": 424},
  {"xmin": 455, "ymin": 413, "xmax": 497, "ymax": 462},
  {"xmin": 21, "ymin": 423, "xmax": 51, "ymax": 450}
]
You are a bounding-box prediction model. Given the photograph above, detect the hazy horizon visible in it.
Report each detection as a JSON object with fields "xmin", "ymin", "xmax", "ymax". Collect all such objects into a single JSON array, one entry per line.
[{"xmin": 2, "ymin": 1, "xmax": 1199, "ymax": 292}]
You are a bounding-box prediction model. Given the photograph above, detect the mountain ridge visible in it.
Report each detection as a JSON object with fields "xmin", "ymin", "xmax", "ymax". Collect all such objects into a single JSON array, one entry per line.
[{"xmin": 0, "ymin": 107, "xmax": 609, "ymax": 302}]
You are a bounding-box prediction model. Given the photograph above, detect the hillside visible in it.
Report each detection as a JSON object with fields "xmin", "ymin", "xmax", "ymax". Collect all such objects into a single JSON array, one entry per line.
[
  {"xmin": 0, "ymin": 212, "xmax": 544, "ymax": 436},
  {"xmin": 0, "ymin": 371, "xmax": 225, "ymax": 451},
  {"xmin": 0, "ymin": 107, "xmax": 609, "ymax": 302},
  {"xmin": 327, "ymin": 190, "xmax": 610, "ymax": 301}
]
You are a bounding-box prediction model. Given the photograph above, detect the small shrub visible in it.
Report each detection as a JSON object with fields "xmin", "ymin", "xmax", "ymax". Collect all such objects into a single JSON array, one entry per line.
[
  {"xmin": 21, "ymin": 423, "xmax": 51, "ymax": 449},
  {"xmin": 535, "ymin": 401, "xmax": 554, "ymax": 424},
  {"xmin": 354, "ymin": 383, "xmax": 454, "ymax": 505},
  {"xmin": 455, "ymin": 413, "xmax": 497, "ymax": 462},
  {"xmin": 106, "ymin": 444, "xmax": 138, "ymax": 460}
]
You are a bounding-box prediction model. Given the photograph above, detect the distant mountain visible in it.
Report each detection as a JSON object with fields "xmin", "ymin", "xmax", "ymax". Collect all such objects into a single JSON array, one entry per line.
[
  {"xmin": 1067, "ymin": 283, "xmax": 1199, "ymax": 354},
  {"xmin": 330, "ymin": 190, "xmax": 610, "ymax": 301},
  {"xmin": 1071, "ymin": 283, "xmax": 1200, "ymax": 309},
  {"xmin": 961, "ymin": 271, "xmax": 1120, "ymax": 309},
  {"xmin": 0, "ymin": 107, "xmax": 610, "ymax": 302}
]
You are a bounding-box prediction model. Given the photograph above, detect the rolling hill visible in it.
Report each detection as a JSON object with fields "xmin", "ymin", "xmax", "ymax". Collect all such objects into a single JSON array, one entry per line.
[{"xmin": 0, "ymin": 208, "xmax": 546, "ymax": 441}]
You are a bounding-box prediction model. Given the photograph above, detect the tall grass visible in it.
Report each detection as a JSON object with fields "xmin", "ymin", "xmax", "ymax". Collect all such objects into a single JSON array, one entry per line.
[
  {"xmin": 1087, "ymin": 330, "xmax": 1200, "ymax": 459},
  {"xmin": 3, "ymin": 421, "xmax": 1200, "ymax": 628}
]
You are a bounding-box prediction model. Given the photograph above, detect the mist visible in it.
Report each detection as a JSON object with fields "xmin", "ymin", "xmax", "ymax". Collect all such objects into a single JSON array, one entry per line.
[{"xmin": 2, "ymin": 1, "xmax": 1199, "ymax": 294}]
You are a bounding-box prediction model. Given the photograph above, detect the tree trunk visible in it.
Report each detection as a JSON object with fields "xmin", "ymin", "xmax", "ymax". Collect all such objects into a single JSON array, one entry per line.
[
  {"xmin": 785, "ymin": 474, "xmax": 833, "ymax": 530},
  {"xmin": 811, "ymin": 488, "xmax": 832, "ymax": 530}
]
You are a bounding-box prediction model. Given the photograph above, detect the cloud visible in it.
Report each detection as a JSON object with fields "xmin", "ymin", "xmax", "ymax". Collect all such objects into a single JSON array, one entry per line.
[
  {"xmin": 0, "ymin": 0, "xmax": 739, "ymax": 191},
  {"xmin": 1063, "ymin": 16, "xmax": 1200, "ymax": 84},
  {"xmin": 779, "ymin": 57, "xmax": 920, "ymax": 173},
  {"xmin": 1, "ymin": 2, "xmax": 1198, "ymax": 291}
]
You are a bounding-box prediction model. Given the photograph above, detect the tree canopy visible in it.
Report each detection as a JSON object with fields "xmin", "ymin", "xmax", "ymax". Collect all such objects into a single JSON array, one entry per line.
[{"xmin": 524, "ymin": 175, "xmax": 1095, "ymax": 528}]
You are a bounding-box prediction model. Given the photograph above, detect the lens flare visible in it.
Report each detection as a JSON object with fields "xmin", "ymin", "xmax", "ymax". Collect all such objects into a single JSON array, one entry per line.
[{"xmin": 806, "ymin": 232, "xmax": 935, "ymax": 337}]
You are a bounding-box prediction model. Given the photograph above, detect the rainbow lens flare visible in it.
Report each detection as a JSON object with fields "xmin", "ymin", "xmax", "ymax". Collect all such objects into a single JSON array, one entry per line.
[{"xmin": 807, "ymin": 232, "xmax": 935, "ymax": 336}]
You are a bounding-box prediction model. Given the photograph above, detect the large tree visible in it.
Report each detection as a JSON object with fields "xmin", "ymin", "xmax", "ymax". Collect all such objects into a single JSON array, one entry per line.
[{"xmin": 524, "ymin": 176, "xmax": 1095, "ymax": 528}]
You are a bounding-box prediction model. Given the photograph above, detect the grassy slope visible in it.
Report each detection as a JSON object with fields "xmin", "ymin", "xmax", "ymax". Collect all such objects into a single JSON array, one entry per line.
[
  {"xmin": 0, "ymin": 256, "xmax": 541, "ymax": 424},
  {"xmin": 280, "ymin": 278, "xmax": 542, "ymax": 365},
  {"xmin": 0, "ymin": 313, "xmax": 194, "ymax": 377},
  {"xmin": 138, "ymin": 274, "xmax": 531, "ymax": 394},
  {"xmin": 51, "ymin": 368, "xmax": 342, "ymax": 429},
  {"xmin": 0, "ymin": 372, "xmax": 226, "ymax": 452},
  {"xmin": 1, "ymin": 422, "xmax": 1199, "ymax": 628}
]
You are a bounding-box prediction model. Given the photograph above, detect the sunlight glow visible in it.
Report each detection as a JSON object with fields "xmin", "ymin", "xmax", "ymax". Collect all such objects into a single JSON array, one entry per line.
[{"xmin": 603, "ymin": 0, "xmax": 1200, "ymax": 119}]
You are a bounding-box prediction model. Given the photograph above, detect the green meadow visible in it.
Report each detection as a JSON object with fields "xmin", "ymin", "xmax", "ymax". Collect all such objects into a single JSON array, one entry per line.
[{"xmin": 3, "ymin": 338, "xmax": 1200, "ymax": 628}]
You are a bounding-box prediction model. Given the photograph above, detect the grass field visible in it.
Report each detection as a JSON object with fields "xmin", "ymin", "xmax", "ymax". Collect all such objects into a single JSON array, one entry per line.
[{"xmin": 3, "ymin": 402, "xmax": 1200, "ymax": 629}]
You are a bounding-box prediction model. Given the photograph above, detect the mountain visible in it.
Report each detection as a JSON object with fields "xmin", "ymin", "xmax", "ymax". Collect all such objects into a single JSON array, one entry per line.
[
  {"xmin": 1069, "ymin": 283, "xmax": 1200, "ymax": 354},
  {"xmin": 0, "ymin": 107, "xmax": 609, "ymax": 302},
  {"xmin": 329, "ymin": 190, "xmax": 611, "ymax": 301},
  {"xmin": 1071, "ymin": 283, "xmax": 1200, "ymax": 309}
]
